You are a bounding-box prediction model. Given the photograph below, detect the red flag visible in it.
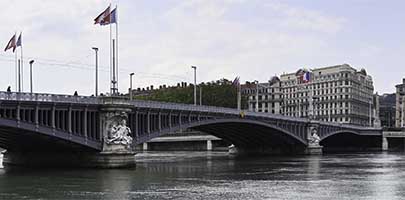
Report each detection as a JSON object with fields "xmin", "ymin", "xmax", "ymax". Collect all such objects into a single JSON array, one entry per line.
[
  {"xmin": 94, "ymin": 6, "xmax": 110, "ymax": 25},
  {"xmin": 100, "ymin": 7, "xmax": 117, "ymax": 26},
  {"xmin": 4, "ymin": 34, "xmax": 16, "ymax": 52}
]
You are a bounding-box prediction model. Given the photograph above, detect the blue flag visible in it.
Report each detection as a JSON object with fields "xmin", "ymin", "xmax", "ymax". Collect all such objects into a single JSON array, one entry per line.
[
  {"xmin": 110, "ymin": 8, "xmax": 117, "ymax": 24},
  {"xmin": 16, "ymin": 33, "xmax": 22, "ymax": 47}
]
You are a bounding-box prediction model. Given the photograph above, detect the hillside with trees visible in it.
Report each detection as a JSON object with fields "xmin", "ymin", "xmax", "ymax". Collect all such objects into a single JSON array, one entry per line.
[{"xmin": 134, "ymin": 78, "xmax": 246, "ymax": 109}]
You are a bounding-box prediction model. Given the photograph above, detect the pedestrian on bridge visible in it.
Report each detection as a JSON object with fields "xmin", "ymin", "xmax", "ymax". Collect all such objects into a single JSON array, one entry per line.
[{"xmin": 7, "ymin": 86, "xmax": 11, "ymax": 93}]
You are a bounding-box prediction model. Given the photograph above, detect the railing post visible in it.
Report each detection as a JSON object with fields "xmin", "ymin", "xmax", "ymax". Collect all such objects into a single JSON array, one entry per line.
[
  {"xmin": 16, "ymin": 103, "xmax": 21, "ymax": 126},
  {"xmin": 168, "ymin": 110, "xmax": 172, "ymax": 129},
  {"xmin": 158, "ymin": 111, "xmax": 162, "ymax": 131},
  {"xmin": 83, "ymin": 107, "xmax": 88, "ymax": 140},
  {"xmin": 147, "ymin": 110, "xmax": 150, "ymax": 134},
  {"xmin": 179, "ymin": 112, "xmax": 182, "ymax": 127},
  {"xmin": 51, "ymin": 104, "xmax": 56, "ymax": 129},
  {"xmin": 134, "ymin": 109, "xmax": 138, "ymax": 139},
  {"xmin": 35, "ymin": 103, "xmax": 39, "ymax": 128},
  {"xmin": 68, "ymin": 105, "xmax": 72, "ymax": 134}
]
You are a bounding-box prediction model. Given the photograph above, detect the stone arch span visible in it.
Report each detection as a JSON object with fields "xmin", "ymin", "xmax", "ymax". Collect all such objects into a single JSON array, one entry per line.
[
  {"xmin": 139, "ymin": 118, "xmax": 308, "ymax": 153},
  {"xmin": 320, "ymin": 130, "xmax": 381, "ymax": 151},
  {"xmin": 0, "ymin": 118, "xmax": 101, "ymax": 152}
]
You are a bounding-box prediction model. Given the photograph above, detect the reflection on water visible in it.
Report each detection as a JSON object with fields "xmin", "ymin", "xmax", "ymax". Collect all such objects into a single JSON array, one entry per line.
[{"xmin": 1, "ymin": 152, "xmax": 405, "ymax": 199}]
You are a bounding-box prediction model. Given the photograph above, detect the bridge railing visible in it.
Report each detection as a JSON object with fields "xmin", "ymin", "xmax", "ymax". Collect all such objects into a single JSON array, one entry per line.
[
  {"xmin": 0, "ymin": 91, "xmax": 381, "ymax": 131},
  {"xmin": 129, "ymin": 99, "xmax": 310, "ymax": 122},
  {"xmin": 0, "ymin": 91, "xmax": 100, "ymax": 104}
]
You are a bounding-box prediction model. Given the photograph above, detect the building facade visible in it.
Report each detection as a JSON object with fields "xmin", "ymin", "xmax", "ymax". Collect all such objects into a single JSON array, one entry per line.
[
  {"xmin": 242, "ymin": 77, "xmax": 282, "ymax": 114},
  {"xmin": 379, "ymin": 93, "xmax": 396, "ymax": 128},
  {"xmin": 242, "ymin": 64, "xmax": 376, "ymax": 126},
  {"xmin": 395, "ymin": 79, "xmax": 405, "ymax": 127}
]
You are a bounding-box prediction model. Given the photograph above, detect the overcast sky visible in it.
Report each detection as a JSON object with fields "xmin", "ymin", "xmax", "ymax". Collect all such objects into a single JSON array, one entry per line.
[{"xmin": 0, "ymin": 0, "xmax": 403, "ymax": 95}]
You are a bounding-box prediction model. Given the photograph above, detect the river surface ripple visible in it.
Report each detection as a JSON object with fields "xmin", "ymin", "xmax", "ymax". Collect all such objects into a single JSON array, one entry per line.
[{"xmin": 1, "ymin": 151, "xmax": 405, "ymax": 200}]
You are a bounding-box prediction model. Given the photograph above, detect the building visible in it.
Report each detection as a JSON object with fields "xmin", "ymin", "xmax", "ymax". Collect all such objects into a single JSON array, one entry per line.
[
  {"xmin": 379, "ymin": 93, "xmax": 396, "ymax": 128},
  {"xmin": 242, "ymin": 76, "xmax": 282, "ymax": 114},
  {"xmin": 242, "ymin": 64, "xmax": 376, "ymax": 126},
  {"xmin": 395, "ymin": 79, "xmax": 405, "ymax": 127}
]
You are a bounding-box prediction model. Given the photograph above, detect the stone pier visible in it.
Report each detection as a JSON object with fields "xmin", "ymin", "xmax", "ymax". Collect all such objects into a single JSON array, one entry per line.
[{"xmin": 305, "ymin": 122, "xmax": 323, "ymax": 155}]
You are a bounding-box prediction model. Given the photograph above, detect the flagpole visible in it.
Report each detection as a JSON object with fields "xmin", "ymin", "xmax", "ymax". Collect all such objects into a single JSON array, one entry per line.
[
  {"xmin": 20, "ymin": 32, "xmax": 23, "ymax": 92},
  {"xmin": 109, "ymin": 4, "xmax": 113, "ymax": 95},
  {"xmin": 237, "ymin": 82, "xmax": 241, "ymax": 111},
  {"xmin": 15, "ymin": 46, "xmax": 17, "ymax": 92},
  {"xmin": 115, "ymin": 5, "xmax": 119, "ymax": 93}
]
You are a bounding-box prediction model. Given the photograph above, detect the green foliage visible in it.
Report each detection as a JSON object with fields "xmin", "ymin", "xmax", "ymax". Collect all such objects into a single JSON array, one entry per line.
[{"xmin": 135, "ymin": 78, "xmax": 247, "ymax": 108}]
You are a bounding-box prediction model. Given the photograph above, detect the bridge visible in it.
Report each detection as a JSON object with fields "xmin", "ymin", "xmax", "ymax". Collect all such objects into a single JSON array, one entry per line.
[{"xmin": 0, "ymin": 91, "xmax": 382, "ymax": 168}]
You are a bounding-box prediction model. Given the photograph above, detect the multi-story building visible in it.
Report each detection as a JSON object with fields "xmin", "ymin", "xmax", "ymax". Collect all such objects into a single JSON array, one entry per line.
[
  {"xmin": 379, "ymin": 93, "xmax": 396, "ymax": 128},
  {"xmin": 395, "ymin": 79, "xmax": 405, "ymax": 127},
  {"xmin": 242, "ymin": 76, "xmax": 282, "ymax": 114},
  {"xmin": 242, "ymin": 64, "xmax": 376, "ymax": 126}
]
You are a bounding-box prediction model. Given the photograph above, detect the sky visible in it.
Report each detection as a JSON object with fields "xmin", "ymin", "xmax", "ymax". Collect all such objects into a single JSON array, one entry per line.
[{"xmin": 0, "ymin": 0, "xmax": 404, "ymax": 95}]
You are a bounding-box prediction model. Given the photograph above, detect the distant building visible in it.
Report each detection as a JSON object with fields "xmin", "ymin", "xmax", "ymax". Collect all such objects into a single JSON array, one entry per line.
[
  {"xmin": 395, "ymin": 78, "xmax": 405, "ymax": 127},
  {"xmin": 242, "ymin": 77, "xmax": 282, "ymax": 114},
  {"xmin": 379, "ymin": 93, "xmax": 396, "ymax": 127},
  {"xmin": 242, "ymin": 64, "xmax": 377, "ymax": 126}
]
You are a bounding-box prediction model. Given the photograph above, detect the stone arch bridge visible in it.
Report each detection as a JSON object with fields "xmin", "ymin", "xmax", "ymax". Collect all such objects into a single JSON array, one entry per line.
[{"xmin": 0, "ymin": 92, "xmax": 381, "ymax": 167}]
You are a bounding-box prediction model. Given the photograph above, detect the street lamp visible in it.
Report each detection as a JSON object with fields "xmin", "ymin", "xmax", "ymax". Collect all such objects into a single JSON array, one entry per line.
[
  {"xmin": 92, "ymin": 47, "xmax": 99, "ymax": 97},
  {"xmin": 191, "ymin": 66, "xmax": 197, "ymax": 105},
  {"xmin": 29, "ymin": 60, "xmax": 34, "ymax": 94},
  {"xmin": 129, "ymin": 73, "xmax": 134, "ymax": 100}
]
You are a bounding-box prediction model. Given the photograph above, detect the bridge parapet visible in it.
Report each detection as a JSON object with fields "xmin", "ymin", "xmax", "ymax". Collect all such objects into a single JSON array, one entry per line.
[{"xmin": 0, "ymin": 91, "xmax": 99, "ymax": 104}]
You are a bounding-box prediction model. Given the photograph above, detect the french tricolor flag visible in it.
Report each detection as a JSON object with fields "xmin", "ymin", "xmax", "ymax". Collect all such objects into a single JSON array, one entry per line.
[{"xmin": 303, "ymin": 72, "xmax": 311, "ymax": 83}]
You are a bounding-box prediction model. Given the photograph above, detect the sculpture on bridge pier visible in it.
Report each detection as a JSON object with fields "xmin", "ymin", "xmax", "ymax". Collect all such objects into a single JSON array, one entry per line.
[
  {"xmin": 103, "ymin": 111, "xmax": 134, "ymax": 151},
  {"xmin": 106, "ymin": 118, "xmax": 133, "ymax": 147},
  {"xmin": 308, "ymin": 126, "xmax": 321, "ymax": 147}
]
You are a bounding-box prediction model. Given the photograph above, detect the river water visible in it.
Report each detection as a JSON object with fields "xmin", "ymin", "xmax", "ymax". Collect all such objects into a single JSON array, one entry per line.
[{"xmin": 1, "ymin": 151, "xmax": 405, "ymax": 199}]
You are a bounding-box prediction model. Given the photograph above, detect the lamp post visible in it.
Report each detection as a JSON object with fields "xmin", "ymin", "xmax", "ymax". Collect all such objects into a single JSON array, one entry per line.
[
  {"xmin": 29, "ymin": 60, "xmax": 34, "ymax": 94},
  {"xmin": 129, "ymin": 73, "xmax": 134, "ymax": 100},
  {"xmin": 92, "ymin": 47, "xmax": 99, "ymax": 97},
  {"xmin": 191, "ymin": 66, "xmax": 197, "ymax": 105}
]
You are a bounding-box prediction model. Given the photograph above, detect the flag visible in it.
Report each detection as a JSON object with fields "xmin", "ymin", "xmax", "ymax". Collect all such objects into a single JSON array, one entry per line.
[
  {"xmin": 4, "ymin": 34, "xmax": 16, "ymax": 52},
  {"xmin": 15, "ymin": 33, "xmax": 22, "ymax": 53},
  {"xmin": 232, "ymin": 76, "xmax": 240, "ymax": 87},
  {"xmin": 16, "ymin": 33, "xmax": 22, "ymax": 47},
  {"xmin": 94, "ymin": 6, "xmax": 110, "ymax": 25},
  {"xmin": 302, "ymin": 72, "xmax": 311, "ymax": 83},
  {"xmin": 109, "ymin": 8, "xmax": 117, "ymax": 24},
  {"xmin": 101, "ymin": 7, "xmax": 117, "ymax": 25}
]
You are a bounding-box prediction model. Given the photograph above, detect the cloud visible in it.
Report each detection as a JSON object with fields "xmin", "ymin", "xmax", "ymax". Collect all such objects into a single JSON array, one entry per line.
[
  {"xmin": 265, "ymin": 1, "xmax": 346, "ymax": 34},
  {"xmin": 0, "ymin": 0, "xmax": 353, "ymax": 95}
]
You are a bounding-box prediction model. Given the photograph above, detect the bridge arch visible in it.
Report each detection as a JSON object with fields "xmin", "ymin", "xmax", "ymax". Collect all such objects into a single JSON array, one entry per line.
[
  {"xmin": 139, "ymin": 118, "xmax": 308, "ymax": 153},
  {"xmin": 320, "ymin": 130, "xmax": 380, "ymax": 151},
  {"xmin": 0, "ymin": 118, "xmax": 101, "ymax": 151},
  {"xmin": 320, "ymin": 130, "xmax": 361, "ymax": 141}
]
